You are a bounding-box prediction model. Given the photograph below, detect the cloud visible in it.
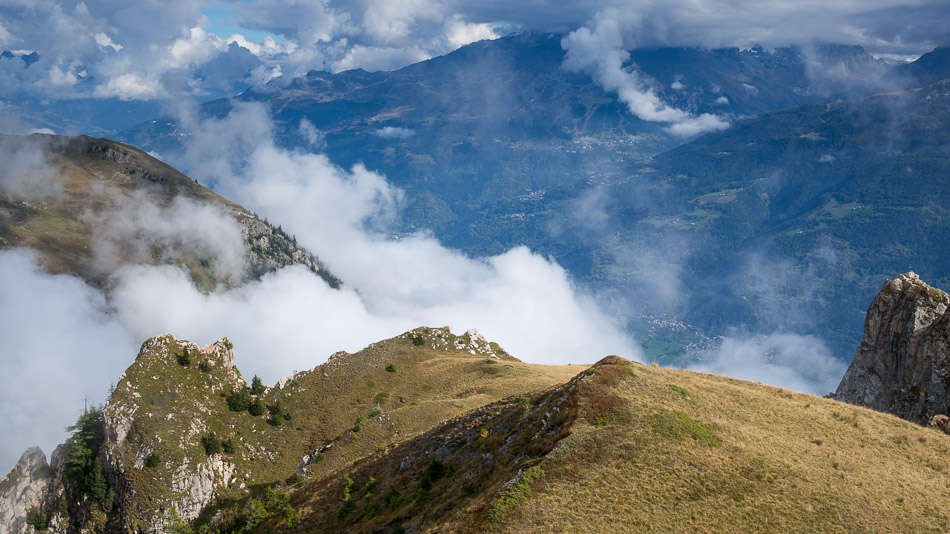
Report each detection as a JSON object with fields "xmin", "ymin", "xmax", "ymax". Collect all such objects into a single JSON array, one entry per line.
[
  {"xmin": 373, "ymin": 126, "xmax": 414, "ymax": 139},
  {"xmin": 685, "ymin": 333, "xmax": 847, "ymax": 396},
  {"xmin": 561, "ymin": 6, "xmax": 729, "ymax": 136},
  {"xmin": 82, "ymin": 189, "xmax": 248, "ymax": 281},
  {"xmin": 0, "ymin": 102, "xmax": 641, "ymax": 472},
  {"xmin": 0, "ymin": 134, "xmax": 61, "ymax": 199},
  {"xmin": 1, "ymin": 0, "xmax": 946, "ymax": 105},
  {"xmin": 165, "ymin": 102, "xmax": 639, "ymax": 370},
  {"xmin": 0, "ymin": 249, "xmax": 138, "ymax": 475}
]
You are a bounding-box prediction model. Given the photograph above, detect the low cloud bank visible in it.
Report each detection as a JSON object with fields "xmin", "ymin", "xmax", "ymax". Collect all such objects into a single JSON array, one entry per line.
[
  {"xmin": 685, "ymin": 333, "xmax": 848, "ymax": 396},
  {"xmin": 0, "ymin": 250, "xmax": 138, "ymax": 473}
]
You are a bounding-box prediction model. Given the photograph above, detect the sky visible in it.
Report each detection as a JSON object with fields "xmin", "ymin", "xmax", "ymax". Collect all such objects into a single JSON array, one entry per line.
[{"xmin": 0, "ymin": 0, "xmax": 943, "ymax": 471}]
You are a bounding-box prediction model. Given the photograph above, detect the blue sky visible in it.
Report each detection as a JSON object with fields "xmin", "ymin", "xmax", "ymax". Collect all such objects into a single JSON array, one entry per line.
[{"xmin": 201, "ymin": 3, "xmax": 282, "ymax": 44}]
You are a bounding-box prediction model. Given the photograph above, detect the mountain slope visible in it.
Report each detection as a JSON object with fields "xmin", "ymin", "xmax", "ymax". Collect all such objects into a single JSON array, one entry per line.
[
  {"xmin": 577, "ymin": 78, "xmax": 950, "ymax": 358},
  {"xmin": 0, "ymin": 134, "xmax": 338, "ymax": 289},
  {"xmin": 272, "ymin": 355, "xmax": 950, "ymax": 533},
  {"xmin": 0, "ymin": 327, "xmax": 581, "ymax": 532}
]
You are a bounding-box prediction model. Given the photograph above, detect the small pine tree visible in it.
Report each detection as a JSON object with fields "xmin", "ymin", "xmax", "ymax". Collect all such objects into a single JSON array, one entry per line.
[
  {"xmin": 201, "ymin": 433, "xmax": 222, "ymax": 455},
  {"xmin": 386, "ymin": 363, "xmax": 396, "ymax": 373},
  {"xmin": 226, "ymin": 388, "xmax": 251, "ymax": 412},
  {"xmin": 145, "ymin": 452, "xmax": 160, "ymax": 468},
  {"xmin": 248, "ymin": 398, "xmax": 265, "ymax": 416},
  {"xmin": 250, "ymin": 375, "xmax": 265, "ymax": 395},
  {"xmin": 176, "ymin": 349, "xmax": 191, "ymax": 366},
  {"xmin": 222, "ymin": 438, "xmax": 236, "ymax": 454},
  {"xmin": 26, "ymin": 507, "xmax": 47, "ymax": 530}
]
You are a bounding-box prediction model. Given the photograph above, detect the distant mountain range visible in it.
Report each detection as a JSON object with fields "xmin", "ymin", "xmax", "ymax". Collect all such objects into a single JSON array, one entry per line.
[
  {"xmin": 119, "ymin": 34, "xmax": 950, "ymax": 361},
  {"xmin": 7, "ymin": 33, "xmax": 948, "ymax": 363}
]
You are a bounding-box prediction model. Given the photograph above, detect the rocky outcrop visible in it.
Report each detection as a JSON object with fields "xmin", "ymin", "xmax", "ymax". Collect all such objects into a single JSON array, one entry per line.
[
  {"xmin": 103, "ymin": 334, "xmax": 242, "ymax": 532},
  {"xmin": 238, "ymin": 213, "xmax": 341, "ymax": 288},
  {"xmin": 0, "ymin": 447, "xmax": 49, "ymax": 534},
  {"xmin": 835, "ymin": 272, "xmax": 950, "ymax": 423}
]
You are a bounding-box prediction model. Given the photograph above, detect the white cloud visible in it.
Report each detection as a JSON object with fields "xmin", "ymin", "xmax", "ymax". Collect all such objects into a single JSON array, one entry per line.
[
  {"xmin": 1, "ymin": 0, "xmax": 945, "ymax": 103},
  {"xmin": 561, "ymin": 6, "xmax": 730, "ymax": 136},
  {"xmin": 0, "ymin": 249, "xmax": 138, "ymax": 475},
  {"xmin": 167, "ymin": 102, "xmax": 640, "ymax": 369},
  {"xmin": 82, "ymin": 189, "xmax": 248, "ymax": 281},
  {"xmin": 93, "ymin": 31, "xmax": 122, "ymax": 52},
  {"xmin": 373, "ymin": 126, "xmax": 414, "ymax": 139},
  {"xmin": 0, "ymin": 134, "xmax": 61, "ymax": 199},
  {"xmin": 686, "ymin": 333, "xmax": 847, "ymax": 396}
]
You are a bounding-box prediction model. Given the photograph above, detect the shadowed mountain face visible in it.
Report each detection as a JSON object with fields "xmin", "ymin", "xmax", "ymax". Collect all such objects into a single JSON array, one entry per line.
[
  {"xmin": 597, "ymin": 79, "xmax": 950, "ymax": 357},
  {"xmin": 119, "ymin": 34, "xmax": 890, "ymax": 248}
]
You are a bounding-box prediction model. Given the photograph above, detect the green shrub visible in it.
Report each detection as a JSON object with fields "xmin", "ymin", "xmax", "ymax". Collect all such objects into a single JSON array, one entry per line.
[
  {"xmin": 386, "ymin": 363, "xmax": 397, "ymax": 372},
  {"xmin": 201, "ymin": 433, "xmax": 222, "ymax": 455},
  {"xmin": 222, "ymin": 438, "xmax": 236, "ymax": 454},
  {"xmin": 176, "ymin": 349, "xmax": 191, "ymax": 366},
  {"xmin": 411, "ymin": 335, "xmax": 425, "ymax": 346},
  {"xmin": 286, "ymin": 472, "xmax": 303, "ymax": 485},
  {"xmin": 364, "ymin": 496, "xmax": 381, "ymax": 518},
  {"xmin": 353, "ymin": 415, "xmax": 364, "ymax": 432},
  {"xmin": 282, "ymin": 504, "xmax": 301, "ymax": 527},
  {"xmin": 26, "ymin": 507, "xmax": 47, "ymax": 530},
  {"xmin": 418, "ymin": 459, "xmax": 449, "ymax": 494},
  {"xmin": 226, "ymin": 388, "xmax": 251, "ymax": 412},
  {"xmin": 384, "ymin": 485, "xmax": 404, "ymax": 509},
  {"xmin": 336, "ymin": 500, "xmax": 355, "ymax": 520},
  {"xmin": 368, "ymin": 408, "xmax": 381, "ymax": 418},
  {"xmin": 488, "ymin": 466, "xmax": 544, "ymax": 523},
  {"xmin": 248, "ymin": 398, "xmax": 264, "ymax": 416},
  {"xmin": 145, "ymin": 452, "xmax": 160, "ymax": 468},
  {"xmin": 198, "ymin": 360, "xmax": 212, "ymax": 372}
]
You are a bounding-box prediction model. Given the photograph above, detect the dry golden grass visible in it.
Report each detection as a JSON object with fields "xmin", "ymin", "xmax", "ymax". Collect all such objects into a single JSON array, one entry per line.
[{"xmin": 502, "ymin": 362, "xmax": 950, "ymax": 533}]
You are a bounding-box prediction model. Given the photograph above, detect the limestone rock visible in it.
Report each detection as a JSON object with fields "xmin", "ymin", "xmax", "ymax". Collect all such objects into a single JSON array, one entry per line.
[
  {"xmin": 0, "ymin": 447, "xmax": 49, "ymax": 534},
  {"xmin": 835, "ymin": 272, "xmax": 950, "ymax": 423}
]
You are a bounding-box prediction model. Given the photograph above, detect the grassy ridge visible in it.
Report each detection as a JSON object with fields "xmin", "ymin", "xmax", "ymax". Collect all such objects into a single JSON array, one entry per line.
[
  {"xmin": 266, "ymin": 357, "xmax": 950, "ymax": 533},
  {"xmin": 103, "ymin": 327, "xmax": 582, "ymax": 529}
]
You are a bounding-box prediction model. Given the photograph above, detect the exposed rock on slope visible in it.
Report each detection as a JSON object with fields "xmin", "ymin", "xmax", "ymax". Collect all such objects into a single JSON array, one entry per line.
[
  {"xmin": 0, "ymin": 447, "xmax": 49, "ymax": 534},
  {"xmin": 836, "ymin": 272, "xmax": 950, "ymax": 423}
]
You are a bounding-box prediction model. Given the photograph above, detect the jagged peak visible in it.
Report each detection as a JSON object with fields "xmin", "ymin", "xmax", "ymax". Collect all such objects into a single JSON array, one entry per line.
[
  {"xmin": 836, "ymin": 272, "xmax": 950, "ymax": 423},
  {"xmin": 135, "ymin": 333, "xmax": 235, "ymax": 369}
]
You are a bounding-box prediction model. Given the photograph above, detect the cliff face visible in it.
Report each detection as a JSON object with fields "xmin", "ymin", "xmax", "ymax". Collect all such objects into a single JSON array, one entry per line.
[
  {"xmin": 835, "ymin": 272, "xmax": 950, "ymax": 423},
  {"xmin": 0, "ymin": 448, "xmax": 49, "ymax": 534}
]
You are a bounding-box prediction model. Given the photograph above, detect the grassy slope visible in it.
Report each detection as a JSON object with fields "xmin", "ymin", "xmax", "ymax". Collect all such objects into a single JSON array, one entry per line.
[
  {"xmin": 0, "ymin": 133, "xmax": 339, "ymax": 290},
  {"xmin": 105, "ymin": 327, "xmax": 582, "ymax": 529},
  {"xmin": 0, "ymin": 134, "xmax": 235, "ymax": 282},
  {"xmin": 274, "ymin": 358, "xmax": 950, "ymax": 533}
]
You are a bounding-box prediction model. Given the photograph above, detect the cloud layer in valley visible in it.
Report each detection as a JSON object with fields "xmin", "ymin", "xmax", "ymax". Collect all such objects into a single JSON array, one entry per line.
[
  {"xmin": 685, "ymin": 333, "xmax": 848, "ymax": 396},
  {"xmin": 0, "ymin": 106, "xmax": 639, "ymax": 471}
]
